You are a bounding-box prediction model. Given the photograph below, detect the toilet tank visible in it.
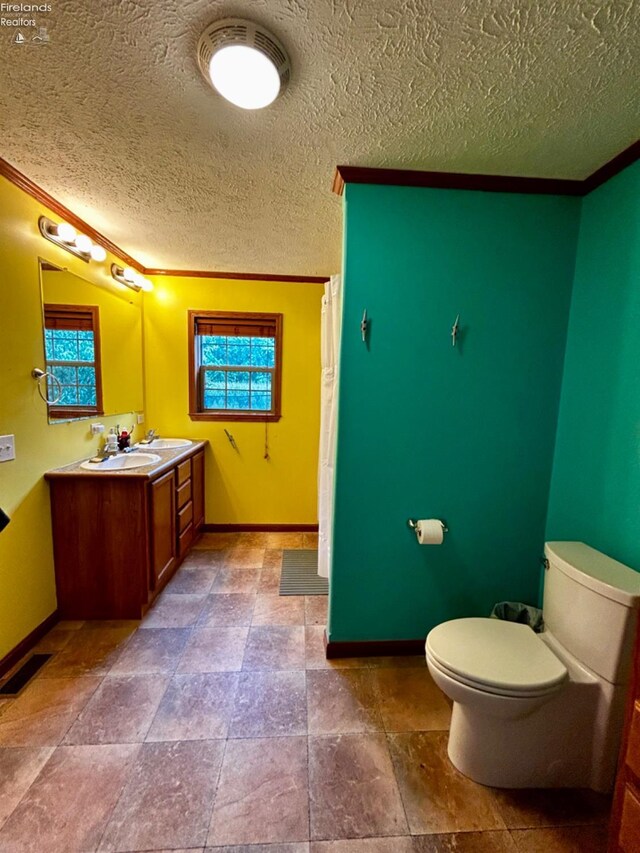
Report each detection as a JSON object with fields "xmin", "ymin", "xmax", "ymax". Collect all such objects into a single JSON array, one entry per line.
[{"xmin": 543, "ymin": 542, "xmax": 640, "ymax": 685}]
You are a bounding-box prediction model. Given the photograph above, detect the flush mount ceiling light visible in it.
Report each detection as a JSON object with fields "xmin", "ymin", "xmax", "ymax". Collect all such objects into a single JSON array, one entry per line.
[{"xmin": 197, "ymin": 18, "xmax": 290, "ymax": 110}]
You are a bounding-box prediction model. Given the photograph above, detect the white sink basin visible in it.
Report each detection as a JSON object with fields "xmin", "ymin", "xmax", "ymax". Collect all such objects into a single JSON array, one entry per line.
[
  {"xmin": 80, "ymin": 452, "xmax": 161, "ymax": 471},
  {"xmin": 136, "ymin": 438, "xmax": 193, "ymax": 450}
]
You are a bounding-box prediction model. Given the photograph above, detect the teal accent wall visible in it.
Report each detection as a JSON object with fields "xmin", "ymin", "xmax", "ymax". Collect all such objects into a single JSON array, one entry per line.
[
  {"xmin": 546, "ymin": 161, "xmax": 640, "ymax": 572},
  {"xmin": 329, "ymin": 184, "xmax": 581, "ymax": 642}
]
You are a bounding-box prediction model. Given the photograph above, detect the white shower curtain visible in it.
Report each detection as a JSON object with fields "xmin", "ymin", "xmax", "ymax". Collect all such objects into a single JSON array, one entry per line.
[{"xmin": 317, "ymin": 274, "xmax": 342, "ymax": 580}]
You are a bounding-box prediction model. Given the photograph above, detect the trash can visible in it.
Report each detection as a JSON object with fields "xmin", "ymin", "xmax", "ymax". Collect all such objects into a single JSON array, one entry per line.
[{"xmin": 490, "ymin": 601, "xmax": 544, "ymax": 633}]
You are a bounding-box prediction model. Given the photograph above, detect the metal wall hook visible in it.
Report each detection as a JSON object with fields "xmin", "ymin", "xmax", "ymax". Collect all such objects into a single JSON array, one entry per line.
[
  {"xmin": 361, "ymin": 309, "xmax": 368, "ymax": 343},
  {"xmin": 224, "ymin": 428, "xmax": 239, "ymax": 452},
  {"xmin": 451, "ymin": 314, "xmax": 460, "ymax": 347}
]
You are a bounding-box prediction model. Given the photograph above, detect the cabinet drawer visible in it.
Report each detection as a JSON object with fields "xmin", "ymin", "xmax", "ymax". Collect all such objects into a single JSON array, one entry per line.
[
  {"xmin": 177, "ymin": 459, "xmax": 191, "ymax": 486},
  {"xmin": 178, "ymin": 522, "xmax": 193, "ymax": 558},
  {"xmin": 178, "ymin": 500, "xmax": 193, "ymax": 534},
  {"xmin": 627, "ymin": 701, "xmax": 640, "ymax": 779},
  {"xmin": 620, "ymin": 784, "xmax": 640, "ymax": 852},
  {"xmin": 176, "ymin": 479, "xmax": 191, "ymax": 510}
]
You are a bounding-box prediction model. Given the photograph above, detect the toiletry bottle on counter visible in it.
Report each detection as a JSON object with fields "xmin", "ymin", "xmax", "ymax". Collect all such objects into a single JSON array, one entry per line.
[
  {"xmin": 105, "ymin": 429, "xmax": 118, "ymax": 454},
  {"xmin": 118, "ymin": 430, "xmax": 130, "ymax": 451}
]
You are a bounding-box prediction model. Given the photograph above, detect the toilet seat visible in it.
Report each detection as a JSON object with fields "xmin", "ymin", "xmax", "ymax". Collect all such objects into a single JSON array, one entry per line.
[{"xmin": 426, "ymin": 617, "xmax": 567, "ymax": 698}]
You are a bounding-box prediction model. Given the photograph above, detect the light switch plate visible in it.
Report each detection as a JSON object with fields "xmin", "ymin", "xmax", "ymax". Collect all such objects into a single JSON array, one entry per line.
[
  {"xmin": 136, "ymin": 413, "xmax": 145, "ymax": 425},
  {"xmin": 0, "ymin": 435, "xmax": 15, "ymax": 462},
  {"xmin": 90, "ymin": 423, "xmax": 105, "ymax": 436}
]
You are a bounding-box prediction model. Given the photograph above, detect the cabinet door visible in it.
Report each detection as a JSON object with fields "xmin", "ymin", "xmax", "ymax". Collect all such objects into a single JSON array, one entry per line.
[
  {"xmin": 192, "ymin": 450, "xmax": 205, "ymax": 530},
  {"xmin": 150, "ymin": 469, "xmax": 177, "ymax": 589}
]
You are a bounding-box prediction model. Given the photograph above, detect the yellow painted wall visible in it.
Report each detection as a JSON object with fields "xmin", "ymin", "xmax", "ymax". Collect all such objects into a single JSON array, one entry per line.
[
  {"xmin": 0, "ymin": 176, "xmax": 144, "ymax": 661},
  {"xmin": 42, "ymin": 268, "xmax": 143, "ymax": 418},
  {"xmin": 144, "ymin": 276, "xmax": 323, "ymax": 524}
]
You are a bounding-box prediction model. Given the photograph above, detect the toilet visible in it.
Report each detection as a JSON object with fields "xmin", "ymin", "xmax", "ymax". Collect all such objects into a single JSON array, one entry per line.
[{"xmin": 425, "ymin": 541, "xmax": 640, "ymax": 792}]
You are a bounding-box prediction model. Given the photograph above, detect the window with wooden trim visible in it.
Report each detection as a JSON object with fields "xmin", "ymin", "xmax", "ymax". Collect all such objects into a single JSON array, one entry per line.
[
  {"xmin": 44, "ymin": 304, "xmax": 103, "ymax": 419},
  {"xmin": 188, "ymin": 311, "xmax": 283, "ymax": 421}
]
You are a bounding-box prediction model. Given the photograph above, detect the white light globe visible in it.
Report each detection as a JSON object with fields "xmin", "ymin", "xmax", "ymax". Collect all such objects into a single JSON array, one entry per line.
[
  {"xmin": 139, "ymin": 278, "xmax": 154, "ymax": 292},
  {"xmin": 209, "ymin": 45, "xmax": 280, "ymax": 109},
  {"xmin": 57, "ymin": 222, "xmax": 76, "ymax": 243},
  {"xmin": 75, "ymin": 234, "xmax": 92, "ymax": 253},
  {"xmin": 90, "ymin": 244, "xmax": 107, "ymax": 262},
  {"xmin": 123, "ymin": 266, "xmax": 136, "ymax": 283}
]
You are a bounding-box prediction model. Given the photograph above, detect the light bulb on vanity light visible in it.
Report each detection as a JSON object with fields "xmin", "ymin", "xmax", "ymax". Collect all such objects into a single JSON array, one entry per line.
[
  {"xmin": 90, "ymin": 244, "xmax": 107, "ymax": 262},
  {"xmin": 75, "ymin": 234, "xmax": 93, "ymax": 254},
  {"xmin": 122, "ymin": 266, "xmax": 137, "ymax": 283},
  {"xmin": 56, "ymin": 222, "xmax": 76, "ymax": 243},
  {"xmin": 139, "ymin": 277, "xmax": 154, "ymax": 292}
]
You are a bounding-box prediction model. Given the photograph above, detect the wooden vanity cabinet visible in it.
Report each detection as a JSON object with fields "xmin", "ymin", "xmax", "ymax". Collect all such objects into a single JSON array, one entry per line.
[
  {"xmin": 46, "ymin": 444, "xmax": 206, "ymax": 619},
  {"xmin": 609, "ymin": 617, "xmax": 640, "ymax": 852}
]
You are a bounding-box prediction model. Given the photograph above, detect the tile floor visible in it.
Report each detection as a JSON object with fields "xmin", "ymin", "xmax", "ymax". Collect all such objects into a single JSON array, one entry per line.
[{"xmin": 0, "ymin": 532, "xmax": 611, "ymax": 852}]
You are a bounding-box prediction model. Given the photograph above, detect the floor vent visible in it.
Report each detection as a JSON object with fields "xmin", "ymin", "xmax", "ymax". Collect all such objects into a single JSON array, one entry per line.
[
  {"xmin": 280, "ymin": 549, "xmax": 328, "ymax": 596},
  {"xmin": 0, "ymin": 654, "xmax": 52, "ymax": 697}
]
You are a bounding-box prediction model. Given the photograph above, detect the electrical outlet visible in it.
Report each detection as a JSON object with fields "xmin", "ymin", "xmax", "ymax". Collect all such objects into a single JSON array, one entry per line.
[
  {"xmin": 0, "ymin": 435, "xmax": 16, "ymax": 462},
  {"xmin": 136, "ymin": 413, "xmax": 145, "ymax": 425},
  {"xmin": 90, "ymin": 423, "xmax": 105, "ymax": 436}
]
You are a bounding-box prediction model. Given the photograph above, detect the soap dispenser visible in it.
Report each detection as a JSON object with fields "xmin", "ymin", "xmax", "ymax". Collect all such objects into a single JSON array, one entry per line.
[{"xmin": 105, "ymin": 429, "xmax": 118, "ymax": 454}]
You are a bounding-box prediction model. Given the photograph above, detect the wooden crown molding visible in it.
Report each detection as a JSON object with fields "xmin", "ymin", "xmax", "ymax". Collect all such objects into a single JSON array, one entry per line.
[
  {"xmin": 332, "ymin": 138, "xmax": 640, "ymax": 197},
  {"xmin": 0, "ymin": 157, "xmax": 145, "ymax": 271},
  {"xmin": 144, "ymin": 268, "xmax": 328, "ymax": 283}
]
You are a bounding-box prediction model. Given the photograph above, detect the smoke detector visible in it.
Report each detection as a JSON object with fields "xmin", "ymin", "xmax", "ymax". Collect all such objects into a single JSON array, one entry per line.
[{"xmin": 197, "ymin": 18, "xmax": 291, "ymax": 110}]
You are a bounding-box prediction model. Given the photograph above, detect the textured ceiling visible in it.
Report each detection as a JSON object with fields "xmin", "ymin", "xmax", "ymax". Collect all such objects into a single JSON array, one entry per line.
[{"xmin": 1, "ymin": 0, "xmax": 638, "ymax": 276}]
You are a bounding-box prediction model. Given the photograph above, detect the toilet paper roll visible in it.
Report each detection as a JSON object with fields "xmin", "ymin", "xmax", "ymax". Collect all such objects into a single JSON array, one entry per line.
[{"xmin": 415, "ymin": 519, "xmax": 444, "ymax": 545}]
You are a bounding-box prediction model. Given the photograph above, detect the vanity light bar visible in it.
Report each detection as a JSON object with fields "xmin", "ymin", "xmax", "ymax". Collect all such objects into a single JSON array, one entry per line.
[
  {"xmin": 111, "ymin": 263, "xmax": 153, "ymax": 292},
  {"xmin": 38, "ymin": 216, "xmax": 107, "ymax": 263}
]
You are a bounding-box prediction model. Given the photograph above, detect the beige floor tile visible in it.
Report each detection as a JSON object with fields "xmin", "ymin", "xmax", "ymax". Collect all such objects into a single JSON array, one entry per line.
[
  {"xmin": 307, "ymin": 670, "xmax": 383, "ymax": 735},
  {"xmin": 39, "ymin": 625, "xmax": 136, "ymax": 678},
  {"xmin": 178, "ymin": 626, "xmax": 249, "ymax": 672},
  {"xmin": 371, "ymin": 667, "xmax": 451, "ymax": 732},
  {"xmin": 305, "ymin": 596, "xmax": 328, "ymax": 626},
  {"xmin": 205, "ymin": 845, "xmax": 309, "ymax": 853},
  {"xmin": 263, "ymin": 549, "xmax": 284, "ymax": 569},
  {"xmin": 265, "ymin": 532, "xmax": 305, "ymax": 549},
  {"xmin": 166, "ymin": 565, "xmax": 219, "ymax": 594},
  {"xmin": 197, "ymin": 593, "xmax": 257, "ymax": 627},
  {"xmin": 193, "ymin": 532, "xmax": 240, "ymax": 550},
  {"xmin": 34, "ymin": 626, "xmax": 76, "ymax": 652},
  {"xmin": 208, "ymin": 736, "xmax": 309, "ymax": 846},
  {"xmin": 182, "ymin": 548, "xmax": 228, "ymax": 567},
  {"xmin": 56, "ymin": 620, "xmax": 85, "ymax": 630},
  {"xmin": 99, "ymin": 740, "xmax": 224, "ymax": 851},
  {"xmin": 0, "ymin": 746, "xmax": 55, "ymax": 829},
  {"xmin": 0, "ymin": 743, "xmax": 138, "ymax": 852},
  {"xmin": 109, "ymin": 628, "xmax": 190, "ymax": 675},
  {"xmin": 212, "ymin": 568, "xmax": 261, "ymax": 594},
  {"xmin": 310, "ymin": 840, "xmax": 414, "ymax": 853},
  {"xmin": 0, "ymin": 677, "xmax": 101, "ymax": 746},
  {"xmin": 388, "ymin": 731, "xmax": 506, "ymax": 834},
  {"xmin": 509, "ymin": 825, "xmax": 608, "ymax": 852},
  {"xmin": 368, "ymin": 655, "xmax": 427, "ymax": 668},
  {"xmin": 493, "ymin": 788, "xmax": 611, "ymax": 829},
  {"xmin": 305, "ymin": 627, "xmax": 371, "ymax": 670},
  {"xmin": 63, "ymin": 675, "xmax": 168, "ymax": 744},
  {"xmin": 413, "ymin": 831, "xmax": 519, "ymax": 852},
  {"xmin": 230, "ymin": 671, "xmax": 307, "ymax": 737},
  {"xmin": 236, "ymin": 532, "xmax": 272, "ymax": 547},
  {"xmin": 303, "ymin": 533, "xmax": 319, "ymax": 548},
  {"xmin": 242, "ymin": 626, "xmax": 306, "ymax": 671},
  {"xmin": 224, "ymin": 548, "xmax": 266, "ymax": 568},
  {"xmin": 142, "ymin": 594, "xmax": 207, "ymax": 628},
  {"xmin": 253, "ymin": 594, "xmax": 306, "ymax": 626},
  {"xmin": 309, "ymin": 733, "xmax": 408, "ymax": 840},
  {"xmin": 259, "ymin": 567, "xmax": 282, "ymax": 594},
  {"xmin": 146, "ymin": 672, "xmax": 239, "ymax": 741}
]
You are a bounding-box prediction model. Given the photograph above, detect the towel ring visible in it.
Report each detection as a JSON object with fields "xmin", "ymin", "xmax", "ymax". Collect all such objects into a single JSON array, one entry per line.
[{"xmin": 32, "ymin": 368, "xmax": 62, "ymax": 405}]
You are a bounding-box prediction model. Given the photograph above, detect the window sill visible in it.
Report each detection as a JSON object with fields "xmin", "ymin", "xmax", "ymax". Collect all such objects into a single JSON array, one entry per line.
[
  {"xmin": 49, "ymin": 408, "xmax": 104, "ymax": 420},
  {"xmin": 189, "ymin": 411, "xmax": 281, "ymax": 423}
]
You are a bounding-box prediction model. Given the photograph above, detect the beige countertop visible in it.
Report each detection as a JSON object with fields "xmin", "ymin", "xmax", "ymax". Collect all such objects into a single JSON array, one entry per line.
[{"xmin": 44, "ymin": 440, "xmax": 208, "ymax": 481}]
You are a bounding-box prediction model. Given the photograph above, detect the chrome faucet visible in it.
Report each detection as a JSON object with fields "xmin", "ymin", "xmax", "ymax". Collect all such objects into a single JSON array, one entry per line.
[{"xmin": 145, "ymin": 429, "xmax": 160, "ymax": 444}]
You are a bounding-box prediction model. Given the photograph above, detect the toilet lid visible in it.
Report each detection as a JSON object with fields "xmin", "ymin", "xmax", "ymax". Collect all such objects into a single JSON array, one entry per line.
[{"xmin": 426, "ymin": 618, "xmax": 567, "ymax": 695}]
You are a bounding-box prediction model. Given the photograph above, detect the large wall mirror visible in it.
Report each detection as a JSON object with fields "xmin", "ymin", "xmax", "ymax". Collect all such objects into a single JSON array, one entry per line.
[{"xmin": 39, "ymin": 260, "xmax": 144, "ymax": 423}]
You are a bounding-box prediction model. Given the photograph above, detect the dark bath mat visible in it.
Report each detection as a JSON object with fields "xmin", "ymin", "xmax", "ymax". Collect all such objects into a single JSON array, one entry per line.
[
  {"xmin": 0, "ymin": 654, "xmax": 52, "ymax": 696},
  {"xmin": 280, "ymin": 549, "xmax": 328, "ymax": 596}
]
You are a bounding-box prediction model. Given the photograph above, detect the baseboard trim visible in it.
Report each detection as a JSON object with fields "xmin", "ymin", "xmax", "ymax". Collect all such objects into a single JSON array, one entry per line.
[
  {"xmin": 202, "ymin": 523, "xmax": 319, "ymax": 533},
  {"xmin": 0, "ymin": 610, "xmax": 59, "ymax": 680},
  {"xmin": 324, "ymin": 630, "xmax": 425, "ymax": 659}
]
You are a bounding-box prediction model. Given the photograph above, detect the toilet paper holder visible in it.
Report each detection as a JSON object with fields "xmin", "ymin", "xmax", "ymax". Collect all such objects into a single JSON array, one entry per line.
[{"xmin": 408, "ymin": 518, "xmax": 448, "ymax": 534}]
